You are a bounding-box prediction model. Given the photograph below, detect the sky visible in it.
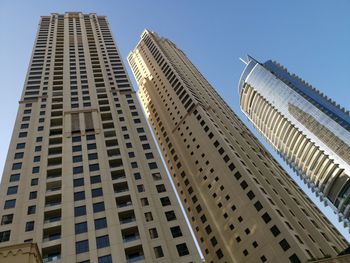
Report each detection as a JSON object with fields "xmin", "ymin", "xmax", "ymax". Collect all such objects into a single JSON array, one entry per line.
[{"xmin": 1, "ymin": 0, "xmax": 350, "ymax": 241}]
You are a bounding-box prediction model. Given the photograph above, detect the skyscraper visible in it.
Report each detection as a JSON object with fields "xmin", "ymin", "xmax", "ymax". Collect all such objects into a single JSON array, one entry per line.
[
  {"xmin": 0, "ymin": 13, "xmax": 201, "ymax": 263},
  {"xmin": 128, "ymin": 30, "xmax": 349, "ymax": 263},
  {"xmin": 239, "ymin": 56, "xmax": 350, "ymax": 226}
]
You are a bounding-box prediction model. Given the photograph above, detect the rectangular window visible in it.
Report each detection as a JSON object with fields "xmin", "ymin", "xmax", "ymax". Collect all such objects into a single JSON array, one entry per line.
[
  {"xmin": 176, "ymin": 243, "xmax": 189, "ymax": 256},
  {"xmin": 90, "ymin": 175, "xmax": 101, "ymax": 184},
  {"xmin": 1, "ymin": 214, "xmax": 13, "ymax": 225},
  {"xmin": 93, "ymin": 202, "xmax": 105, "ymax": 213},
  {"xmin": 27, "ymin": 205, "xmax": 36, "ymax": 215},
  {"xmin": 7, "ymin": 186, "xmax": 18, "ymax": 195},
  {"xmin": 94, "ymin": 218, "xmax": 107, "ymax": 230},
  {"xmin": 0, "ymin": 230, "xmax": 10, "ymax": 243},
  {"xmin": 25, "ymin": 221, "xmax": 34, "ymax": 232},
  {"xmin": 4, "ymin": 200, "xmax": 16, "ymax": 209},
  {"xmin": 75, "ymin": 222, "xmax": 88, "ymax": 234},
  {"xmin": 98, "ymin": 255, "xmax": 112, "ymax": 263},
  {"xmin": 74, "ymin": 206, "xmax": 86, "ymax": 217},
  {"xmin": 91, "ymin": 188, "xmax": 103, "ymax": 197},
  {"xmin": 76, "ymin": 240, "xmax": 89, "ymax": 254},
  {"xmin": 74, "ymin": 191, "xmax": 85, "ymax": 201},
  {"xmin": 9, "ymin": 174, "xmax": 20, "ymax": 182},
  {"xmin": 96, "ymin": 235, "xmax": 110, "ymax": 249}
]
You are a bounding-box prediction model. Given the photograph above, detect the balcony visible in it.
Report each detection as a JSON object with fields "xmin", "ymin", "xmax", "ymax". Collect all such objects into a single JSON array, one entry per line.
[
  {"xmin": 46, "ymin": 181, "xmax": 62, "ymax": 194},
  {"xmin": 114, "ymin": 182, "xmax": 129, "ymax": 194},
  {"xmin": 44, "ymin": 209, "xmax": 61, "ymax": 224},
  {"xmin": 111, "ymin": 169, "xmax": 126, "ymax": 181},
  {"xmin": 42, "ymin": 244, "xmax": 61, "ymax": 262},
  {"xmin": 125, "ymin": 245, "xmax": 145, "ymax": 263},
  {"xmin": 119, "ymin": 210, "xmax": 136, "ymax": 225},
  {"xmin": 122, "ymin": 226, "xmax": 140, "ymax": 243},
  {"xmin": 43, "ymin": 226, "xmax": 61, "ymax": 242},
  {"xmin": 116, "ymin": 195, "xmax": 132, "ymax": 209},
  {"xmin": 45, "ymin": 194, "xmax": 61, "ymax": 208}
]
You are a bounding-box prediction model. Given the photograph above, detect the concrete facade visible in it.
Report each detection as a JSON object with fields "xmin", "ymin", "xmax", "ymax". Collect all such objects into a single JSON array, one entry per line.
[
  {"xmin": 0, "ymin": 243, "xmax": 42, "ymax": 263},
  {"xmin": 128, "ymin": 30, "xmax": 349, "ymax": 263},
  {"xmin": 0, "ymin": 13, "xmax": 201, "ymax": 263}
]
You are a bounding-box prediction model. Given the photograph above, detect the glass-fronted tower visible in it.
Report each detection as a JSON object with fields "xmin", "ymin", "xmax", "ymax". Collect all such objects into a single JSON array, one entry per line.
[
  {"xmin": 0, "ymin": 13, "xmax": 201, "ymax": 263},
  {"xmin": 129, "ymin": 30, "xmax": 348, "ymax": 263},
  {"xmin": 239, "ymin": 56, "xmax": 350, "ymax": 227}
]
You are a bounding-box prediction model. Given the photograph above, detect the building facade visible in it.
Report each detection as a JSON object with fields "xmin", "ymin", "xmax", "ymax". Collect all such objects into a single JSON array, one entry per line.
[
  {"xmin": 128, "ymin": 30, "xmax": 349, "ymax": 263},
  {"xmin": 0, "ymin": 13, "xmax": 202, "ymax": 263},
  {"xmin": 239, "ymin": 57, "xmax": 350, "ymax": 226}
]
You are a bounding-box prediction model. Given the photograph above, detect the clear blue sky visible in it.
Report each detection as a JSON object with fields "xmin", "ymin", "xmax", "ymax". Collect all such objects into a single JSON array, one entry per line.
[{"xmin": 1, "ymin": 0, "xmax": 350, "ymax": 240}]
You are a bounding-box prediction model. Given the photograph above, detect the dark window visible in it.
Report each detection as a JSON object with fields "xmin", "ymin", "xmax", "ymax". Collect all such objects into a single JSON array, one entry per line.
[
  {"xmin": 176, "ymin": 243, "xmax": 189, "ymax": 256},
  {"xmin": 7, "ymin": 186, "xmax": 18, "ymax": 195},
  {"xmin": 98, "ymin": 255, "xmax": 112, "ymax": 263},
  {"xmin": 76, "ymin": 240, "xmax": 89, "ymax": 254},
  {"xmin": 72, "ymin": 136, "xmax": 81, "ymax": 142},
  {"xmin": 33, "ymin": 156, "xmax": 41, "ymax": 162},
  {"xmin": 148, "ymin": 162, "xmax": 158, "ymax": 169},
  {"xmin": 262, "ymin": 212, "xmax": 272, "ymax": 224},
  {"xmin": 289, "ymin": 254, "xmax": 301, "ymax": 263},
  {"xmin": 88, "ymin": 153, "xmax": 98, "ymax": 160},
  {"xmin": 160, "ymin": 197, "xmax": 171, "ymax": 206},
  {"xmin": 247, "ymin": 191, "xmax": 255, "ymax": 200},
  {"xmin": 216, "ymin": 249, "xmax": 224, "ymax": 259},
  {"xmin": 25, "ymin": 221, "xmax": 34, "ymax": 231},
  {"xmin": 93, "ymin": 202, "xmax": 105, "ymax": 213},
  {"xmin": 32, "ymin": 167, "xmax": 40, "ymax": 173},
  {"xmin": 270, "ymin": 225, "xmax": 281, "ymax": 237},
  {"xmin": 9, "ymin": 174, "xmax": 20, "ymax": 182},
  {"xmin": 73, "ymin": 166, "xmax": 83, "ymax": 174},
  {"xmin": 89, "ymin": 163, "xmax": 99, "ymax": 172},
  {"xmin": 73, "ymin": 155, "xmax": 83, "ymax": 163},
  {"xmin": 90, "ymin": 175, "xmax": 101, "ymax": 184},
  {"xmin": 29, "ymin": 191, "xmax": 37, "ymax": 200},
  {"xmin": 16, "ymin": 143, "xmax": 25, "ymax": 149},
  {"xmin": 94, "ymin": 218, "xmax": 107, "ymax": 230},
  {"xmin": 74, "ymin": 206, "xmax": 86, "ymax": 217},
  {"xmin": 74, "ymin": 191, "xmax": 85, "ymax": 201},
  {"xmin": 0, "ymin": 230, "xmax": 10, "ymax": 243},
  {"xmin": 154, "ymin": 246, "xmax": 164, "ymax": 258},
  {"xmin": 73, "ymin": 178, "xmax": 84, "ymax": 187},
  {"xmin": 86, "ymin": 134, "xmax": 95, "ymax": 140},
  {"xmin": 75, "ymin": 222, "xmax": 88, "ymax": 234},
  {"xmin": 31, "ymin": 178, "xmax": 38, "ymax": 186},
  {"xmin": 156, "ymin": 184, "xmax": 166, "ymax": 193},
  {"xmin": 27, "ymin": 205, "xmax": 36, "ymax": 215},
  {"xmin": 1, "ymin": 214, "xmax": 13, "ymax": 225},
  {"xmin": 12, "ymin": 163, "xmax": 22, "ymax": 170},
  {"xmin": 72, "ymin": 145, "xmax": 82, "ymax": 152},
  {"xmin": 279, "ymin": 239, "xmax": 290, "ymax": 251},
  {"xmin": 254, "ymin": 201, "xmax": 263, "ymax": 211},
  {"xmin": 165, "ymin": 211, "xmax": 176, "ymax": 221},
  {"xmin": 92, "ymin": 188, "xmax": 103, "ymax": 197},
  {"xmin": 96, "ymin": 235, "xmax": 110, "ymax": 249},
  {"xmin": 14, "ymin": 152, "xmax": 24, "ymax": 159},
  {"xmin": 35, "ymin": 146, "xmax": 41, "ymax": 152},
  {"xmin": 145, "ymin": 152, "xmax": 154, "ymax": 159},
  {"xmin": 170, "ymin": 226, "xmax": 182, "ymax": 238},
  {"xmin": 4, "ymin": 200, "xmax": 16, "ymax": 209},
  {"xmin": 87, "ymin": 143, "xmax": 96, "ymax": 150},
  {"xmin": 240, "ymin": 180, "xmax": 248, "ymax": 190}
]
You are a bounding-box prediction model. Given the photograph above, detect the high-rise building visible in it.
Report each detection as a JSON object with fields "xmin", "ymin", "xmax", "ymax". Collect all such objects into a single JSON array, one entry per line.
[
  {"xmin": 128, "ymin": 30, "xmax": 349, "ymax": 263},
  {"xmin": 0, "ymin": 13, "xmax": 201, "ymax": 263},
  {"xmin": 238, "ymin": 56, "xmax": 350, "ymax": 226}
]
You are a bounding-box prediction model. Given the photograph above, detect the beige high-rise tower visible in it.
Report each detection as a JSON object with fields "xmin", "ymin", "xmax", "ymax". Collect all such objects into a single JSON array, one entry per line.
[
  {"xmin": 0, "ymin": 13, "xmax": 201, "ymax": 263},
  {"xmin": 128, "ymin": 30, "xmax": 349, "ymax": 263}
]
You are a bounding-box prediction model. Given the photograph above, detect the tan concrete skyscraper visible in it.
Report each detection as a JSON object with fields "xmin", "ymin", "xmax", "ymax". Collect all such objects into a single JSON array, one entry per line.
[
  {"xmin": 0, "ymin": 13, "xmax": 201, "ymax": 263},
  {"xmin": 128, "ymin": 30, "xmax": 349, "ymax": 263}
]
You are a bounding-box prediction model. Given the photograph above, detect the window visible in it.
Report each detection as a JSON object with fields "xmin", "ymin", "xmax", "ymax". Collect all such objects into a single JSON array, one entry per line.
[
  {"xmin": 88, "ymin": 153, "xmax": 98, "ymax": 160},
  {"xmin": 73, "ymin": 166, "xmax": 83, "ymax": 174},
  {"xmin": 29, "ymin": 191, "xmax": 37, "ymax": 200},
  {"xmin": 27, "ymin": 205, "xmax": 36, "ymax": 215},
  {"xmin": 75, "ymin": 222, "xmax": 88, "ymax": 234},
  {"xmin": 289, "ymin": 254, "xmax": 301, "ymax": 263},
  {"xmin": 95, "ymin": 218, "xmax": 107, "ymax": 230},
  {"xmin": 74, "ymin": 206, "xmax": 86, "ymax": 217},
  {"xmin": 254, "ymin": 201, "xmax": 263, "ymax": 211},
  {"xmin": 33, "ymin": 156, "xmax": 41, "ymax": 162},
  {"xmin": 86, "ymin": 134, "xmax": 95, "ymax": 140},
  {"xmin": 216, "ymin": 249, "xmax": 224, "ymax": 259},
  {"xmin": 98, "ymin": 255, "xmax": 112, "ymax": 263},
  {"xmin": 14, "ymin": 152, "xmax": 24, "ymax": 159},
  {"xmin": 1, "ymin": 214, "xmax": 13, "ymax": 225},
  {"xmin": 89, "ymin": 164, "xmax": 99, "ymax": 172},
  {"xmin": 9, "ymin": 174, "xmax": 20, "ymax": 182},
  {"xmin": 25, "ymin": 221, "xmax": 34, "ymax": 232},
  {"xmin": 73, "ymin": 155, "xmax": 83, "ymax": 163},
  {"xmin": 16, "ymin": 143, "xmax": 25, "ymax": 149},
  {"xmin": 7, "ymin": 186, "xmax": 18, "ymax": 195},
  {"xmin": 165, "ymin": 211, "xmax": 176, "ymax": 221},
  {"xmin": 92, "ymin": 188, "xmax": 103, "ymax": 197},
  {"xmin": 211, "ymin": 237, "xmax": 218, "ymax": 246},
  {"xmin": 0, "ymin": 230, "xmax": 10, "ymax": 243},
  {"xmin": 154, "ymin": 246, "xmax": 164, "ymax": 258},
  {"xmin": 35, "ymin": 146, "xmax": 41, "ymax": 152},
  {"xmin": 93, "ymin": 202, "xmax": 105, "ymax": 213},
  {"xmin": 137, "ymin": 185, "xmax": 145, "ymax": 192},
  {"xmin": 160, "ymin": 197, "xmax": 171, "ymax": 206},
  {"xmin": 279, "ymin": 239, "xmax": 290, "ymax": 251},
  {"xmin": 270, "ymin": 225, "xmax": 280, "ymax": 237},
  {"xmin": 148, "ymin": 162, "xmax": 158, "ymax": 169},
  {"xmin": 170, "ymin": 226, "xmax": 182, "ymax": 238},
  {"xmin": 144, "ymin": 212, "xmax": 153, "ymax": 222},
  {"xmin": 32, "ymin": 167, "xmax": 40, "ymax": 174},
  {"xmin": 19, "ymin": 132, "xmax": 27, "ymax": 138},
  {"xmin": 87, "ymin": 143, "xmax": 96, "ymax": 150},
  {"xmin": 141, "ymin": 198, "xmax": 149, "ymax": 206},
  {"xmin": 72, "ymin": 136, "xmax": 81, "ymax": 142},
  {"xmin": 152, "ymin": 173, "xmax": 162, "ymax": 181},
  {"xmin": 76, "ymin": 240, "xmax": 89, "ymax": 254},
  {"xmin": 262, "ymin": 212, "xmax": 272, "ymax": 224},
  {"xmin": 156, "ymin": 184, "xmax": 166, "ymax": 193},
  {"xmin": 176, "ymin": 243, "xmax": 189, "ymax": 256},
  {"xmin": 74, "ymin": 191, "xmax": 85, "ymax": 201},
  {"xmin": 73, "ymin": 178, "xmax": 84, "ymax": 187},
  {"xmin": 12, "ymin": 163, "xmax": 22, "ymax": 170},
  {"xmin": 72, "ymin": 145, "xmax": 82, "ymax": 152},
  {"xmin": 4, "ymin": 200, "xmax": 16, "ymax": 209},
  {"xmin": 96, "ymin": 235, "xmax": 110, "ymax": 249},
  {"xmin": 90, "ymin": 175, "xmax": 101, "ymax": 184},
  {"xmin": 31, "ymin": 178, "xmax": 38, "ymax": 186}
]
